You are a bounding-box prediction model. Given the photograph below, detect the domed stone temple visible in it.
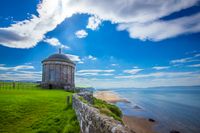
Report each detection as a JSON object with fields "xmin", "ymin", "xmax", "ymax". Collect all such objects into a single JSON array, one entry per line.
[{"xmin": 41, "ymin": 49, "xmax": 75, "ymax": 89}]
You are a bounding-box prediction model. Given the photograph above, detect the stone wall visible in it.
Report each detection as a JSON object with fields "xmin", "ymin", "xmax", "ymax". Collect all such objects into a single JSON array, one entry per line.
[{"xmin": 72, "ymin": 93, "xmax": 128, "ymax": 133}]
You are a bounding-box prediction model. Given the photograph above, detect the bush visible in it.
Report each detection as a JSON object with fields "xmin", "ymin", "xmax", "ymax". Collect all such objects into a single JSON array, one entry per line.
[
  {"xmin": 93, "ymin": 97, "xmax": 123, "ymax": 123},
  {"xmin": 78, "ymin": 96, "xmax": 88, "ymax": 104}
]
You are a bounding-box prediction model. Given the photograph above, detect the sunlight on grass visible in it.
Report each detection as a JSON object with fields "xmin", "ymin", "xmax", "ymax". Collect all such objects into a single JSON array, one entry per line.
[{"xmin": 0, "ymin": 83, "xmax": 80, "ymax": 133}]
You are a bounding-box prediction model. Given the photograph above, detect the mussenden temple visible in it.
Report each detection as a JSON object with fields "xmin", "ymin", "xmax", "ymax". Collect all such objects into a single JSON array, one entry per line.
[{"xmin": 41, "ymin": 49, "xmax": 75, "ymax": 90}]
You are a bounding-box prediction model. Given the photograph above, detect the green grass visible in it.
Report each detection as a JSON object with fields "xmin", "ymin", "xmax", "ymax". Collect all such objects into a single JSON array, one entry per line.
[
  {"xmin": 93, "ymin": 97, "xmax": 123, "ymax": 123},
  {"xmin": 78, "ymin": 96, "xmax": 88, "ymax": 104},
  {"xmin": 0, "ymin": 83, "xmax": 80, "ymax": 133}
]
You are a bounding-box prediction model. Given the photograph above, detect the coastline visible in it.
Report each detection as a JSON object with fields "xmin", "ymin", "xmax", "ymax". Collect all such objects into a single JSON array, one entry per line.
[
  {"xmin": 123, "ymin": 115, "xmax": 157, "ymax": 133},
  {"xmin": 94, "ymin": 91, "xmax": 157, "ymax": 133},
  {"xmin": 93, "ymin": 91, "xmax": 129, "ymax": 103}
]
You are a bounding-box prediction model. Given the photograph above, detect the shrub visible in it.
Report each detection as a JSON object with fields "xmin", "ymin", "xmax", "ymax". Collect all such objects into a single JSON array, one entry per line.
[{"xmin": 93, "ymin": 97, "xmax": 123, "ymax": 123}]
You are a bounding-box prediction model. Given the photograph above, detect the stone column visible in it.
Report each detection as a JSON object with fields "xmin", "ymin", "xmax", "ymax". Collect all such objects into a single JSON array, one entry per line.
[
  {"xmin": 42, "ymin": 64, "xmax": 44, "ymax": 82},
  {"xmin": 55, "ymin": 64, "xmax": 59, "ymax": 82},
  {"xmin": 72, "ymin": 67, "xmax": 74, "ymax": 86},
  {"xmin": 71, "ymin": 66, "xmax": 73, "ymax": 85},
  {"xmin": 68, "ymin": 66, "xmax": 70, "ymax": 84},
  {"xmin": 46, "ymin": 64, "xmax": 50, "ymax": 82}
]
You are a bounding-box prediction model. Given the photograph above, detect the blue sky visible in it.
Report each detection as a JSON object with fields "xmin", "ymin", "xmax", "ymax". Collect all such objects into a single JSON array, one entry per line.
[{"xmin": 0, "ymin": 0, "xmax": 200, "ymax": 88}]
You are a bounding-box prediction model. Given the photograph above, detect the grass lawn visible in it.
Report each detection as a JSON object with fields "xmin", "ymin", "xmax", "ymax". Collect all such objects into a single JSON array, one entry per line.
[{"xmin": 0, "ymin": 84, "xmax": 80, "ymax": 133}]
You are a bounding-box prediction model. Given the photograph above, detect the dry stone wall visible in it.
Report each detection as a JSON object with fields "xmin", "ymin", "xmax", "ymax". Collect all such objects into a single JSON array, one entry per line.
[{"xmin": 72, "ymin": 93, "xmax": 128, "ymax": 133}]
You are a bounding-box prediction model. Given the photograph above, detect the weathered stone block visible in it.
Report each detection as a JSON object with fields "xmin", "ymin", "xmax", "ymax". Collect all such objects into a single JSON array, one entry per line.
[{"xmin": 72, "ymin": 93, "xmax": 129, "ymax": 133}]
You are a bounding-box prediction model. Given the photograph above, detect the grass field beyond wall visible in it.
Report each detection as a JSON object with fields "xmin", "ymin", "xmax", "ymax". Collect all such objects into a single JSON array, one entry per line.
[{"xmin": 0, "ymin": 83, "xmax": 80, "ymax": 133}]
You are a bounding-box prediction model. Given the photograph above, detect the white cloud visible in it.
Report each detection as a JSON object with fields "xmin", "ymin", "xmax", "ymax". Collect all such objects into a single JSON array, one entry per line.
[
  {"xmin": 76, "ymin": 72, "xmax": 99, "ymax": 76},
  {"xmin": 76, "ymin": 72, "xmax": 200, "ymax": 88},
  {"xmin": 0, "ymin": 71, "xmax": 42, "ymax": 81},
  {"xmin": 170, "ymin": 54, "xmax": 200, "ymax": 64},
  {"xmin": 123, "ymin": 68, "xmax": 143, "ymax": 74},
  {"xmin": 0, "ymin": 0, "xmax": 199, "ymax": 48},
  {"xmin": 188, "ymin": 64, "xmax": 200, "ymax": 67},
  {"xmin": 101, "ymin": 73, "xmax": 114, "ymax": 76},
  {"xmin": 111, "ymin": 64, "xmax": 118, "ymax": 66},
  {"xmin": 65, "ymin": 54, "xmax": 97, "ymax": 64},
  {"xmin": 170, "ymin": 57, "xmax": 193, "ymax": 64},
  {"xmin": 0, "ymin": 64, "xmax": 40, "ymax": 81},
  {"xmin": 77, "ymin": 69, "xmax": 115, "ymax": 73},
  {"xmin": 133, "ymin": 66, "xmax": 139, "ymax": 69},
  {"xmin": 195, "ymin": 53, "xmax": 200, "ymax": 57},
  {"xmin": 0, "ymin": 65, "xmax": 34, "ymax": 71},
  {"xmin": 152, "ymin": 66, "xmax": 169, "ymax": 70},
  {"xmin": 76, "ymin": 72, "xmax": 114, "ymax": 77},
  {"xmin": 43, "ymin": 37, "xmax": 69, "ymax": 49},
  {"xmin": 117, "ymin": 13, "xmax": 200, "ymax": 41},
  {"xmin": 0, "ymin": 1, "xmax": 74, "ymax": 48},
  {"xmin": 75, "ymin": 30, "xmax": 88, "ymax": 38},
  {"xmin": 115, "ymin": 71, "xmax": 195, "ymax": 79},
  {"xmin": 76, "ymin": 69, "xmax": 114, "ymax": 77},
  {"xmin": 87, "ymin": 55, "xmax": 97, "ymax": 60},
  {"xmin": 78, "ymin": 61, "xmax": 84, "ymax": 64},
  {"xmin": 76, "ymin": 72, "xmax": 113, "ymax": 76},
  {"xmin": 65, "ymin": 54, "xmax": 81, "ymax": 63},
  {"xmin": 86, "ymin": 15, "xmax": 102, "ymax": 30},
  {"xmin": 71, "ymin": 0, "xmax": 197, "ymax": 23},
  {"xmin": 81, "ymin": 55, "xmax": 97, "ymax": 62}
]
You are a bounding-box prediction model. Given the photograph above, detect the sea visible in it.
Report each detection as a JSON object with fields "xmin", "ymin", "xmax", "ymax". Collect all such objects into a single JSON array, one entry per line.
[{"xmin": 108, "ymin": 86, "xmax": 200, "ymax": 133}]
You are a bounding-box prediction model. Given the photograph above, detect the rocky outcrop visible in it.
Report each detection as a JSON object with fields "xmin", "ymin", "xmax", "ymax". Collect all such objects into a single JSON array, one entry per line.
[{"xmin": 72, "ymin": 93, "xmax": 128, "ymax": 133}]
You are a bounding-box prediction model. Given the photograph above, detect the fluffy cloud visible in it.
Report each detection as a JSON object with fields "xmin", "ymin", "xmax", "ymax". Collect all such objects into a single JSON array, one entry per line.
[
  {"xmin": 69, "ymin": 0, "xmax": 197, "ymax": 23},
  {"xmin": 195, "ymin": 53, "xmax": 200, "ymax": 57},
  {"xmin": 152, "ymin": 66, "xmax": 169, "ymax": 70},
  {"xmin": 111, "ymin": 64, "xmax": 118, "ymax": 66},
  {"xmin": 75, "ymin": 30, "xmax": 88, "ymax": 38},
  {"xmin": 0, "ymin": 65, "xmax": 34, "ymax": 71},
  {"xmin": 170, "ymin": 54, "xmax": 200, "ymax": 64},
  {"xmin": 0, "ymin": 71, "xmax": 42, "ymax": 81},
  {"xmin": 86, "ymin": 15, "xmax": 102, "ymax": 30},
  {"xmin": 76, "ymin": 72, "xmax": 200, "ymax": 88},
  {"xmin": 0, "ymin": 1, "xmax": 73, "ymax": 48},
  {"xmin": 0, "ymin": 0, "xmax": 199, "ymax": 48},
  {"xmin": 0, "ymin": 64, "xmax": 40, "ymax": 81},
  {"xmin": 170, "ymin": 57, "xmax": 193, "ymax": 64},
  {"xmin": 76, "ymin": 72, "xmax": 99, "ymax": 76},
  {"xmin": 43, "ymin": 37, "xmax": 69, "ymax": 49},
  {"xmin": 123, "ymin": 68, "xmax": 143, "ymax": 74},
  {"xmin": 76, "ymin": 69, "xmax": 114, "ymax": 77},
  {"xmin": 117, "ymin": 13, "xmax": 200, "ymax": 41},
  {"xmin": 76, "ymin": 72, "xmax": 113, "ymax": 76},
  {"xmin": 65, "ymin": 54, "xmax": 82, "ymax": 63},
  {"xmin": 77, "ymin": 69, "xmax": 115, "ymax": 73},
  {"xmin": 115, "ymin": 71, "xmax": 196, "ymax": 79},
  {"xmin": 87, "ymin": 55, "xmax": 97, "ymax": 61},
  {"xmin": 65, "ymin": 54, "xmax": 97, "ymax": 64},
  {"xmin": 188, "ymin": 64, "xmax": 200, "ymax": 67}
]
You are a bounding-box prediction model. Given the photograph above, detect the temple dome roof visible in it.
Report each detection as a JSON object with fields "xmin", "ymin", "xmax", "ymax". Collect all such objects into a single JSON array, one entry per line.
[{"xmin": 42, "ymin": 53, "xmax": 74, "ymax": 64}]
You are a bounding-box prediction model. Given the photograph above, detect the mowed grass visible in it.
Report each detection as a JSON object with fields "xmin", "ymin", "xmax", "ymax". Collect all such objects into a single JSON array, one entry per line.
[{"xmin": 0, "ymin": 83, "xmax": 80, "ymax": 133}]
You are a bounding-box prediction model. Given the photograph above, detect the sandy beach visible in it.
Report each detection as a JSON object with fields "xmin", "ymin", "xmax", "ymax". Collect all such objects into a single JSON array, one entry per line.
[
  {"xmin": 94, "ymin": 91, "xmax": 157, "ymax": 133},
  {"xmin": 123, "ymin": 116, "xmax": 157, "ymax": 133},
  {"xmin": 94, "ymin": 91, "xmax": 129, "ymax": 103}
]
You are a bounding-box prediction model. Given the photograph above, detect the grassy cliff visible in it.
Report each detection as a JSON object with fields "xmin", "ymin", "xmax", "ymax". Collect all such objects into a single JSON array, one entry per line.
[
  {"xmin": 93, "ymin": 97, "xmax": 123, "ymax": 123},
  {"xmin": 0, "ymin": 83, "xmax": 80, "ymax": 133}
]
